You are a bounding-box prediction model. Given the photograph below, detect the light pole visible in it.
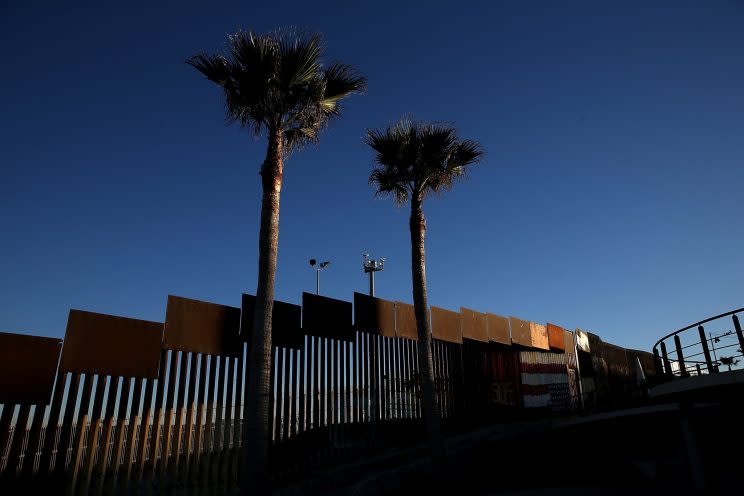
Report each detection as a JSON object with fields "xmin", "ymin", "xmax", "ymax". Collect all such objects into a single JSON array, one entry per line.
[
  {"xmin": 362, "ymin": 253, "xmax": 385, "ymax": 297},
  {"xmin": 309, "ymin": 259, "xmax": 331, "ymax": 295}
]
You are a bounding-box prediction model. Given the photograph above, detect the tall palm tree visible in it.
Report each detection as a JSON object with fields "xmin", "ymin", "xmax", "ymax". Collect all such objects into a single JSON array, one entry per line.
[
  {"xmin": 187, "ymin": 29, "xmax": 365, "ymax": 490},
  {"xmin": 365, "ymin": 118, "xmax": 483, "ymax": 471}
]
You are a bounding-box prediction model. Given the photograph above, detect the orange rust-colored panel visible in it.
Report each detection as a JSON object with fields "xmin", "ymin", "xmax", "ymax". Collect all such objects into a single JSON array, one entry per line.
[
  {"xmin": 461, "ymin": 307, "xmax": 488, "ymax": 343},
  {"xmin": 164, "ymin": 295, "xmax": 241, "ymax": 356},
  {"xmin": 60, "ymin": 310, "xmax": 163, "ymax": 378},
  {"xmin": 395, "ymin": 302, "xmax": 418, "ymax": 340},
  {"xmin": 431, "ymin": 306, "xmax": 462, "ymax": 344},
  {"xmin": 486, "ymin": 313, "xmax": 511, "ymax": 345},
  {"xmin": 0, "ymin": 332, "xmax": 62, "ymax": 404},
  {"xmin": 530, "ymin": 322, "xmax": 550, "ymax": 350},
  {"xmin": 509, "ymin": 316, "xmax": 531, "ymax": 347},
  {"xmin": 354, "ymin": 292, "xmax": 396, "ymax": 337},
  {"xmin": 546, "ymin": 323, "xmax": 566, "ymax": 351}
]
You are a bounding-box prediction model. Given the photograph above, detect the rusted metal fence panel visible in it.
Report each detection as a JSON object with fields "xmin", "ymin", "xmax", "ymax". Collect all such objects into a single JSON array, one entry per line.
[
  {"xmin": 461, "ymin": 308, "xmax": 488, "ymax": 343},
  {"xmin": 486, "ymin": 313, "xmax": 511, "ymax": 345},
  {"xmin": 60, "ymin": 310, "xmax": 162, "ymax": 378},
  {"xmin": 395, "ymin": 302, "xmax": 418, "ymax": 341},
  {"xmin": 546, "ymin": 323, "xmax": 566, "ymax": 351},
  {"xmin": 354, "ymin": 293, "xmax": 395, "ymax": 338},
  {"xmin": 509, "ymin": 316, "xmax": 531, "ymax": 347},
  {"xmin": 529, "ymin": 322, "xmax": 550, "ymax": 351},
  {"xmin": 0, "ymin": 333, "xmax": 61, "ymax": 405},
  {"xmin": 431, "ymin": 306, "xmax": 462, "ymax": 344}
]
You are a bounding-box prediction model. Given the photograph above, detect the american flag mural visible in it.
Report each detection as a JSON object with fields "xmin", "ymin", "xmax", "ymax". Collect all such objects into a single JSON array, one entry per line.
[{"xmin": 519, "ymin": 350, "xmax": 571, "ymax": 411}]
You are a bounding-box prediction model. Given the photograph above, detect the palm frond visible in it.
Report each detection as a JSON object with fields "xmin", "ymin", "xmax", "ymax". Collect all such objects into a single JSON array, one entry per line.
[
  {"xmin": 187, "ymin": 27, "xmax": 364, "ymax": 147},
  {"xmin": 364, "ymin": 117, "xmax": 485, "ymax": 204},
  {"xmin": 320, "ymin": 64, "xmax": 367, "ymax": 114},
  {"xmin": 185, "ymin": 53, "xmax": 231, "ymax": 85}
]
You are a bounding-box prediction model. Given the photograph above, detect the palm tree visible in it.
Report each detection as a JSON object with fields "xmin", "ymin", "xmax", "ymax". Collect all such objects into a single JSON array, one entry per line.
[
  {"xmin": 719, "ymin": 356, "xmax": 739, "ymax": 371},
  {"xmin": 364, "ymin": 118, "xmax": 483, "ymax": 471},
  {"xmin": 187, "ymin": 29, "xmax": 365, "ymax": 490}
]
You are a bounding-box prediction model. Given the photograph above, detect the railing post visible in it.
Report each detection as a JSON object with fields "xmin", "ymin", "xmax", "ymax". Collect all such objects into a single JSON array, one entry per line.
[
  {"xmin": 733, "ymin": 315, "xmax": 744, "ymax": 358},
  {"xmin": 698, "ymin": 325, "xmax": 716, "ymax": 373},
  {"xmin": 653, "ymin": 347, "xmax": 663, "ymax": 377},
  {"xmin": 660, "ymin": 341, "xmax": 673, "ymax": 378},
  {"xmin": 673, "ymin": 335, "xmax": 688, "ymax": 377}
]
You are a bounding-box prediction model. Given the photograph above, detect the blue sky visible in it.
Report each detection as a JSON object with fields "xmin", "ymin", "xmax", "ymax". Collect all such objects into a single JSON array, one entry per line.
[{"xmin": 1, "ymin": 1, "xmax": 743, "ymax": 351}]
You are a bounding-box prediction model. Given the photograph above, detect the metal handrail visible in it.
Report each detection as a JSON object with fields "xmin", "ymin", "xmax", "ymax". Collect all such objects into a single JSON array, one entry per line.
[
  {"xmin": 652, "ymin": 308, "xmax": 744, "ymax": 379},
  {"xmin": 653, "ymin": 307, "xmax": 744, "ymax": 349}
]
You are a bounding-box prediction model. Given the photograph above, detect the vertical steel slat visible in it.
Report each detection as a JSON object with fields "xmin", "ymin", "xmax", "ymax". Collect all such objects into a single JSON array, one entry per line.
[
  {"xmin": 326, "ymin": 340, "xmax": 333, "ymax": 427},
  {"xmin": 231, "ymin": 347, "xmax": 245, "ymax": 486},
  {"xmin": 123, "ymin": 377, "xmax": 144, "ymax": 487},
  {"xmin": 80, "ymin": 375, "xmax": 109, "ymax": 494},
  {"xmin": 372, "ymin": 336, "xmax": 379, "ymax": 422},
  {"xmin": 147, "ymin": 350, "xmax": 169, "ymax": 478},
  {"xmin": 19, "ymin": 402, "xmax": 45, "ymax": 477},
  {"xmin": 397, "ymin": 338, "xmax": 405, "ymax": 419},
  {"xmin": 158, "ymin": 350, "xmax": 178, "ymax": 478},
  {"xmin": 92, "ymin": 375, "xmax": 119, "ymax": 490},
  {"xmin": 200, "ymin": 355, "xmax": 217, "ymax": 486},
  {"xmin": 359, "ymin": 334, "xmax": 365, "ymax": 424},
  {"xmin": 379, "ymin": 336, "xmax": 386, "ymax": 421},
  {"xmin": 174, "ymin": 352, "xmax": 194, "ymax": 475},
  {"xmin": 68, "ymin": 373, "xmax": 96, "ymax": 492},
  {"xmin": 219, "ymin": 355, "xmax": 235, "ymax": 486},
  {"xmin": 210, "ymin": 356, "xmax": 226, "ymax": 486},
  {"xmin": 349, "ymin": 339, "xmax": 355, "ymax": 424},
  {"xmin": 190, "ymin": 354, "xmax": 208, "ymax": 485},
  {"xmin": 107, "ymin": 376, "xmax": 131, "ymax": 491},
  {"xmin": 273, "ymin": 350, "xmax": 283, "ymax": 442},
  {"xmin": 53, "ymin": 372, "xmax": 81, "ymax": 476},
  {"xmin": 340, "ymin": 341, "xmax": 346, "ymax": 425},
  {"xmin": 133, "ymin": 376, "xmax": 154, "ymax": 490},
  {"xmin": 331, "ymin": 339, "xmax": 337, "ymax": 426},
  {"xmin": 0, "ymin": 405, "xmax": 15, "ymax": 475},
  {"xmin": 283, "ymin": 349, "xmax": 292, "ymax": 439},
  {"xmin": 180, "ymin": 353, "xmax": 198, "ymax": 482},
  {"xmin": 37, "ymin": 371, "xmax": 68, "ymax": 476},
  {"xmin": 298, "ymin": 340, "xmax": 306, "ymax": 435},
  {"xmin": 170, "ymin": 351, "xmax": 193, "ymax": 480},
  {"xmin": 2, "ymin": 403, "xmax": 31, "ymax": 479},
  {"xmin": 318, "ymin": 336, "xmax": 324, "ymax": 429}
]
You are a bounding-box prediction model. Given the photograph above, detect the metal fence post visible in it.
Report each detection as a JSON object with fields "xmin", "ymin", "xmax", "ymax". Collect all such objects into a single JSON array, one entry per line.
[
  {"xmin": 733, "ymin": 315, "xmax": 744, "ymax": 358},
  {"xmin": 673, "ymin": 335, "xmax": 688, "ymax": 377},
  {"xmin": 698, "ymin": 325, "xmax": 716, "ymax": 373},
  {"xmin": 660, "ymin": 341, "xmax": 673, "ymax": 378}
]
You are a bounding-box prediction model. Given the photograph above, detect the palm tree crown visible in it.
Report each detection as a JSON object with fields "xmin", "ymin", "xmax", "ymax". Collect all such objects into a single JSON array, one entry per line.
[
  {"xmin": 187, "ymin": 29, "xmax": 366, "ymax": 151},
  {"xmin": 365, "ymin": 118, "xmax": 484, "ymax": 205}
]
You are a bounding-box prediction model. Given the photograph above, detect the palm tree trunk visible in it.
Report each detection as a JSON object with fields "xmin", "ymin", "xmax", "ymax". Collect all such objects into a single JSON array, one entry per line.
[
  {"xmin": 410, "ymin": 197, "xmax": 446, "ymax": 470},
  {"xmin": 241, "ymin": 130, "xmax": 283, "ymax": 493}
]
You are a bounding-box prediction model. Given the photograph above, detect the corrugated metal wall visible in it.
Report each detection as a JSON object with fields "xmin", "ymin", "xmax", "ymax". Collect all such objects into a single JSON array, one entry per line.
[{"xmin": 519, "ymin": 351, "xmax": 570, "ymax": 411}]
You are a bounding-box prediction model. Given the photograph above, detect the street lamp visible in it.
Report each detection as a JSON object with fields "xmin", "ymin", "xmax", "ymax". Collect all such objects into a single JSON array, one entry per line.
[
  {"xmin": 362, "ymin": 252, "xmax": 385, "ymax": 297},
  {"xmin": 309, "ymin": 258, "xmax": 331, "ymax": 295}
]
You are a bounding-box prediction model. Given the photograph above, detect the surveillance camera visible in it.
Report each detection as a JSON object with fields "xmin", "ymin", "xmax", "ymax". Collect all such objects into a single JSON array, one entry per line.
[
  {"xmin": 320, "ymin": 261, "xmax": 331, "ymax": 269},
  {"xmin": 309, "ymin": 258, "xmax": 317, "ymax": 267}
]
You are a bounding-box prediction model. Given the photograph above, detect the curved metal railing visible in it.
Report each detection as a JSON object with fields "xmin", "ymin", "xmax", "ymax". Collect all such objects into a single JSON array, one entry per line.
[{"xmin": 652, "ymin": 308, "xmax": 744, "ymax": 379}]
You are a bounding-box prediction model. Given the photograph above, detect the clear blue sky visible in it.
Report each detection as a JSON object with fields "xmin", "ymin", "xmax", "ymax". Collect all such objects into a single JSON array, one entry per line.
[{"xmin": 1, "ymin": 1, "xmax": 743, "ymax": 351}]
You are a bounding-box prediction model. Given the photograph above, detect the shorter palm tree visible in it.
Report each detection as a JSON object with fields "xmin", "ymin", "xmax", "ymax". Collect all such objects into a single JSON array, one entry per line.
[{"xmin": 365, "ymin": 118, "xmax": 484, "ymax": 470}]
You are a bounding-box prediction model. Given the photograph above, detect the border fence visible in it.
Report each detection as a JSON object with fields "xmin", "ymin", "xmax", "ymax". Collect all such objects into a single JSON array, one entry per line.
[{"xmin": 0, "ymin": 291, "xmax": 656, "ymax": 493}]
